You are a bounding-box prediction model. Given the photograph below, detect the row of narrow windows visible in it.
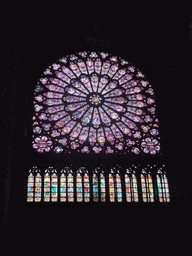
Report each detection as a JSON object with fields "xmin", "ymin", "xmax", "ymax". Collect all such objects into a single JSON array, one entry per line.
[{"xmin": 27, "ymin": 167, "xmax": 170, "ymax": 202}]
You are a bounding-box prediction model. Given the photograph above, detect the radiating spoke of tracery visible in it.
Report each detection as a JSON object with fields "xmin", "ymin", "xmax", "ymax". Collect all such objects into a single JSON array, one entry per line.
[{"xmin": 33, "ymin": 51, "xmax": 160, "ymax": 155}]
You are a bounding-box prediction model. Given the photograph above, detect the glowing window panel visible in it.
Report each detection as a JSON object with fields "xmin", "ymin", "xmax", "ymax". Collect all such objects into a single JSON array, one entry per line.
[
  {"xmin": 164, "ymin": 174, "xmax": 170, "ymax": 202},
  {"xmin": 33, "ymin": 51, "xmax": 160, "ymax": 156},
  {"xmin": 116, "ymin": 174, "xmax": 122, "ymax": 202},
  {"xmin": 27, "ymin": 173, "xmax": 34, "ymax": 202},
  {"xmin": 141, "ymin": 174, "xmax": 147, "ymax": 202},
  {"xmin": 84, "ymin": 173, "xmax": 90, "ymax": 202},
  {"xmin": 157, "ymin": 171, "xmax": 170, "ymax": 202},
  {"xmin": 76, "ymin": 173, "xmax": 83, "ymax": 202},
  {"xmin": 44, "ymin": 173, "xmax": 50, "ymax": 202},
  {"xmin": 34, "ymin": 173, "xmax": 41, "ymax": 202},
  {"xmin": 67, "ymin": 173, "xmax": 74, "ymax": 202},
  {"xmin": 51, "ymin": 173, "xmax": 58, "ymax": 202},
  {"xmin": 109, "ymin": 173, "xmax": 115, "ymax": 202},
  {"xmin": 148, "ymin": 174, "xmax": 154, "ymax": 202},
  {"xmin": 141, "ymin": 170, "xmax": 154, "ymax": 202},
  {"xmin": 60, "ymin": 173, "xmax": 66, "ymax": 202},
  {"xmin": 93, "ymin": 174, "xmax": 99, "ymax": 202},
  {"xmin": 100, "ymin": 173, "xmax": 106, "ymax": 202},
  {"xmin": 132, "ymin": 173, "xmax": 139, "ymax": 202},
  {"xmin": 125, "ymin": 174, "xmax": 131, "ymax": 202}
]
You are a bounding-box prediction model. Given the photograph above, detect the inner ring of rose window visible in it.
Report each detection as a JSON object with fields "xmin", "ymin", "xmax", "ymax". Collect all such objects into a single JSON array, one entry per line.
[{"xmin": 87, "ymin": 93, "xmax": 104, "ymax": 107}]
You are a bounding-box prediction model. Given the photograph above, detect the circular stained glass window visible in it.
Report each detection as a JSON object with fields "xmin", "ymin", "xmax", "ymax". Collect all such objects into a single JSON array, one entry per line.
[{"xmin": 32, "ymin": 51, "xmax": 160, "ymax": 154}]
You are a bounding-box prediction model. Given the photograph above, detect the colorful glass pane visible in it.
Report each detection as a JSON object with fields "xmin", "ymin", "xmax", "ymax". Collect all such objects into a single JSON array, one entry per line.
[
  {"xmin": 109, "ymin": 173, "xmax": 115, "ymax": 202},
  {"xmin": 116, "ymin": 174, "xmax": 122, "ymax": 202},
  {"xmin": 35, "ymin": 173, "xmax": 41, "ymax": 202},
  {"xmin": 27, "ymin": 173, "xmax": 34, "ymax": 202},
  {"xmin": 84, "ymin": 173, "xmax": 90, "ymax": 202},
  {"xmin": 51, "ymin": 173, "xmax": 58, "ymax": 202},
  {"xmin": 147, "ymin": 174, "xmax": 154, "ymax": 202},
  {"xmin": 60, "ymin": 173, "xmax": 66, "ymax": 202},
  {"xmin": 141, "ymin": 171, "xmax": 154, "ymax": 202},
  {"xmin": 125, "ymin": 174, "xmax": 131, "ymax": 202},
  {"xmin": 67, "ymin": 173, "xmax": 74, "ymax": 202},
  {"xmin": 132, "ymin": 173, "xmax": 139, "ymax": 202},
  {"xmin": 44, "ymin": 173, "xmax": 50, "ymax": 202},
  {"xmin": 141, "ymin": 174, "xmax": 147, "ymax": 202},
  {"xmin": 33, "ymin": 51, "xmax": 160, "ymax": 155},
  {"xmin": 157, "ymin": 171, "xmax": 170, "ymax": 202},
  {"xmin": 100, "ymin": 173, "xmax": 106, "ymax": 202},
  {"xmin": 76, "ymin": 173, "xmax": 83, "ymax": 202},
  {"xmin": 93, "ymin": 174, "xmax": 99, "ymax": 202},
  {"xmin": 164, "ymin": 175, "xmax": 170, "ymax": 202}
]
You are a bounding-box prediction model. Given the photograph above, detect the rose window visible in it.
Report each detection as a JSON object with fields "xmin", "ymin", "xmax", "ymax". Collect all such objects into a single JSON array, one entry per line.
[{"xmin": 32, "ymin": 51, "xmax": 160, "ymax": 154}]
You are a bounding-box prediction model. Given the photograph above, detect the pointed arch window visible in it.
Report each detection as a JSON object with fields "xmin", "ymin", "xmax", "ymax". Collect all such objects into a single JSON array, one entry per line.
[
  {"xmin": 84, "ymin": 170, "xmax": 90, "ymax": 202},
  {"xmin": 27, "ymin": 166, "xmax": 41, "ymax": 202},
  {"xmin": 109, "ymin": 168, "xmax": 122, "ymax": 202},
  {"xmin": 60, "ymin": 169, "xmax": 66, "ymax": 202},
  {"xmin": 109, "ymin": 173, "xmax": 115, "ymax": 202},
  {"xmin": 100, "ymin": 172, "xmax": 106, "ymax": 202},
  {"xmin": 125, "ymin": 168, "xmax": 138, "ymax": 202},
  {"xmin": 76, "ymin": 169, "xmax": 83, "ymax": 202},
  {"xmin": 27, "ymin": 166, "xmax": 38, "ymax": 202},
  {"xmin": 44, "ymin": 167, "xmax": 57, "ymax": 202},
  {"xmin": 51, "ymin": 170, "xmax": 58, "ymax": 202},
  {"xmin": 141, "ymin": 169, "xmax": 154, "ymax": 202},
  {"xmin": 44, "ymin": 170, "xmax": 50, "ymax": 202},
  {"xmin": 93, "ymin": 169, "xmax": 99, "ymax": 202},
  {"xmin": 157, "ymin": 170, "xmax": 170, "ymax": 202},
  {"xmin": 116, "ymin": 173, "xmax": 122, "ymax": 202},
  {"xmin": 35, "ymin": 171, "xmax": 42, "ymax": 202},
  {"xmin": 27, "ymin": 173, "xmax": 34, "ymax": 202},
  {"xmin": 67, "ymin": 169, "xmax": 74, "ymax": 202}
]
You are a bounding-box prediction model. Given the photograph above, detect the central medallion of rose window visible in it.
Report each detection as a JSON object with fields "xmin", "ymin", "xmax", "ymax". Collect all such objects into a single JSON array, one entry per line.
[{"xmin": 88, "ymin": 94, "xmax": 102, "ymax": 106}]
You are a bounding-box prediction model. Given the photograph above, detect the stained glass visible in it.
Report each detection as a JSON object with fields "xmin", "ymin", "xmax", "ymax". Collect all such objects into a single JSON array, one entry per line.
[
  {"xmin": 27, "ymin": 173, "xmax": 34, "ymax": 202},
  {"xmin": 132, "ymin": 173, "xmax": 139, "ymax": 202},
  {"xmin": 141, "ymin": 170, "xmax": 154, "ymax": 202},
  {"xmin": 60, "ymin": 173, "xmax": 66, "ymax": 202},
  {"xmin": 125, "ymin": 173, "xmax": 131, "ymax": 202},
  {"xmin": 33, "ymin": 51, "xmax": 160, "ymax": 155},
  {"xmin": 125, "ymin": 169, "xmax": 138, "ymax": 202},
  {"xmin": 109, "ymin": 173, "xmax": 115, "ymax": 202},
  {"xmin": 35, "ymin": 173, "xmax": 41, "ymax": 202},
  {"xmin": 51, "ymin": 173, "xmax": 58, "ymax": 202},
  {"xmin": 76, "ymin": 172, "xmax": 83, "ymax": 202},
  {"xmin": 93, "ymin": 173, "xmax": 99, "ymax": 202},
  {"xmin": 44, "ymin": 172, "xmax": 50, "ymax": 202},
  {"xmin": 67, "ymin": 172, "xmax": 74, "ymax": 202},
  {"xmin": 100, "ymin": 173, "xmax": 106, "ymax": 202},
  {"xmin": 84, "ymin": 172, "xmax": 90, "ymax": 202},
  {"xmin": 157, "ymin": 170, "xmax": 170, "ymax": 202},
  {"xmin": 116, "ymin": 173, "xmax": 122, "ymax": 202}
]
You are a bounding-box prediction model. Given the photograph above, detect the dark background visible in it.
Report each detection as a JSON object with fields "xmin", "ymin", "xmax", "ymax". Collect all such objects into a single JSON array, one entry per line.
[{"xmin": 2, "ymin": 2, "xmax": 191, "ymax": 240}]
